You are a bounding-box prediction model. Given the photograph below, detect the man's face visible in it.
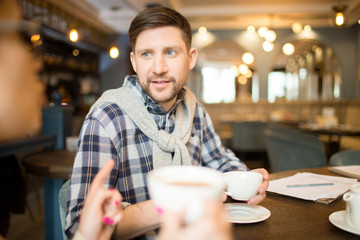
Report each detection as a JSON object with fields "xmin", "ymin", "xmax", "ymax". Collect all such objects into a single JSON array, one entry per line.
[{"xmin": 130, "ymin": 26, "xmax": 197, "ymax": 111}]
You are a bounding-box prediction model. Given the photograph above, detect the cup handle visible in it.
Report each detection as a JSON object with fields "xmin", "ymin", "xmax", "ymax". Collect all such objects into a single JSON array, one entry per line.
[
  {"xmin": 223, "ymin": 182, "xmax": 232, "ymax": 196},
  {"xmin": 224, "ymin": 190, "xmax": 232, "ymax": 197},
  {"xmin": 343, "ymin": 192, "xmax": 352, "ymax": 202}
]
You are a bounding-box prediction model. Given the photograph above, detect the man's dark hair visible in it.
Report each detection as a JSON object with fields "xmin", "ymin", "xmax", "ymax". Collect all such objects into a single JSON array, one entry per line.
[{"xmin": 128, "ymin": 6, "xmax": 192, "ymax": 51}]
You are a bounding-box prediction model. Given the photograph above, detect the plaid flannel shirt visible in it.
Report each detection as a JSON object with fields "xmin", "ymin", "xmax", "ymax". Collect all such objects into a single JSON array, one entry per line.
[{"xmin": 65, "ymin": 75, "xmax": 248, "ymax": 238}]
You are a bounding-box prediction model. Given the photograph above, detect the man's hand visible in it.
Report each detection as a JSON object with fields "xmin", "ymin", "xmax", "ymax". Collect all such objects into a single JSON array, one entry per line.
[{"xmin": 247, "ymin": 168, "xmax": 269, "ymax": 205}]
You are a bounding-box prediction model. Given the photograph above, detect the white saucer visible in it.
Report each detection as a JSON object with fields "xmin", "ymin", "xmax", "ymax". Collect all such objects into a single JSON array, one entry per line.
[
  {"xmin": 329, "ymin": 210, "xmax": 360, "ymax": 236},
  {"xmin": 223, "ymin": 203, "xmax": 271, "ymax": 224}
]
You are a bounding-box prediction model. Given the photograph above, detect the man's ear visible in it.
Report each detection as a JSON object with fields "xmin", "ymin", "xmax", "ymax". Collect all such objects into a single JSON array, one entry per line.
[
  {"xmin": 130, "ymin": 52, "xmax": 137, "ymax": 73},
  {"xmin": 188, "ymin": 48, "xmax": 198, "ymax": 70}
]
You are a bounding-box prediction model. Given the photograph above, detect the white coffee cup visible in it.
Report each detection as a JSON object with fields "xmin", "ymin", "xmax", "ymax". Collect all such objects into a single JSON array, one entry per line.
[
  {"xmin": 224, "ymin": 171, "xmax": 262, "ymax": 201},
  {"xmin": 66, "ymin": 136, "xmax": 79, "ymax": 152},
  {"xmin": 147, "ymin": 165, "xmax": 226, "ymax": 223},
  {"xmin": 343, "ymin": 183, "xmax": 360, "ymax": 230}
]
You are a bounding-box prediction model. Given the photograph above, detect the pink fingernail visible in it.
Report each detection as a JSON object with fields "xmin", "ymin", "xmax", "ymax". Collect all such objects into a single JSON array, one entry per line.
[
  {"xmin": 108, "ymin": 219, "xmax": 114, "ymax": 225},
  {"xmin": 109, "ymin": 188, "xmax": 115, "ymax": 191},
  {"xmin": 156, "ymin": 207, "xmax": 163, "ymax": 215},
  {"xmin": 115, "ymin": 201, "xmax": 119, "ymax": 206},
  {"xmin": 103, "ymin": 217, "xmax": 109, "ymax": 223}
]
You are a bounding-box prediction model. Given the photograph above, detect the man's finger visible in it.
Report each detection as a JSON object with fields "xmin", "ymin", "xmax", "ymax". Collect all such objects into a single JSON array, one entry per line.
[{"xmin": 251, "ymin": 168, "xmax": 269, "ymax": 181}]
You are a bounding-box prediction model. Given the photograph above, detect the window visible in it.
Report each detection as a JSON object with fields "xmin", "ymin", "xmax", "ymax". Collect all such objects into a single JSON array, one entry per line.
[
  {"xmin": 201, "ymin": 65, "xmax": 236, "ymax": 103},
  {"xmin": 268, "ymin": 71, "xmax": 286, "ymax": 103},
  {"xmin": 285, "ymin": 72, "xmax": 299, "ymax": 101},
  {"xmin": 268, "ymin": 71, "xmax": 300, "ymax": 102}
]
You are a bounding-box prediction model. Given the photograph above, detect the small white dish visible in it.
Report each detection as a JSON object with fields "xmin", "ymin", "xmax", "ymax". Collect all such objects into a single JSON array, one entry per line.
[
  {"xmin": 223, "ymin": 203, "xmax": 271, "ymax": 224},
  {"xmin": 329, "ymin": 210, "xmax": 360, "ymax": 235}
]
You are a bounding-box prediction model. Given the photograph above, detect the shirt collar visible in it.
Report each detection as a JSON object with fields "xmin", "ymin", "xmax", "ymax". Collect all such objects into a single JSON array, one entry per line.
[{"xmin": 123, "ymin": 75, "xmax": 186, "ymax": 115}]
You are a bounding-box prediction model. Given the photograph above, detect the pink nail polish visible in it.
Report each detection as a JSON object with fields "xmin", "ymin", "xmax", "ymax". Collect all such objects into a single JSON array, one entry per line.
[
  {"xmin": 103, "ymin": 217, "xmax": 109, "ymax": 224},
  {"xmin": 108, "ymin": 219, "xmax": 114, "ymax": 225},
  {"xmin": 156, "ymin": 207, "xmax": 163, "ymax": 215},
  {"xmin": 115, "ymin": 201, "xmax": 119, "ymax": 206},
  {"xmin": 109, "ymin": 188, "xmax": 115, "ymax": 191}
]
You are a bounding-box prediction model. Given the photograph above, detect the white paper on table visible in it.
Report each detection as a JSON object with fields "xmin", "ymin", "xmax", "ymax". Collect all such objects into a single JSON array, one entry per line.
[
  {"xmin": 267, "ymin": 172, "xmax": 358, "ymax": 201},
  {"xmin": 329, "ymin": 165, "xmax": 360, "ymax": 179},
  {"xmin": 333, "ymin": 165, "xmax": 360, "ymax": 175}
]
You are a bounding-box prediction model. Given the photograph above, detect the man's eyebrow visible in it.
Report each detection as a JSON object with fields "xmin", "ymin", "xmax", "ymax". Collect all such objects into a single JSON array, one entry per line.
[
  {"xmin": 135, "ymin": 45, "xmax": 183, "ymax": 54},
  {"xmin": 135, "ymin": 48, "xmax": 152, "ymax": 54},
  {"xmin": 164, "ymin": 46, "xmax": 181, "ymax": 51}
]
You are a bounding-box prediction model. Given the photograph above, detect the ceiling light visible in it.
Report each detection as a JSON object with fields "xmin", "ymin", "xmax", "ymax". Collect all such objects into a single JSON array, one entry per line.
[
  {"xmin": 244, "ymin": 69, "xmax": 253, "ymax": 78},
  {"xmin": 282, "ymin": 43, "xmax": 295, "ymax": 56},
  {"xmin": 265, "ymin": 30, "xmax": 276, "ymax": 42},
  {"xmin": 262, "ymin": 41, "xmax": 274, "ymax": 52},
  {"xmin": 109, "ymin": 46, "xmax": 120, "ymax": 59},
  {"xmin": 332, "ymin": 4, "xmax": 348, "ymax": 27},
  {"xmin": 199, "ymin": 26, "xmax": 207, "ymax": 34},
  {"xmin": 247, "ymin": 25, "xmax": 255, "ymax": 33},
  {"xmin": 238, "ymin": 75, "xmax": 248, "ymax": 85},
  {"xmin": 303, "ymin": 25, "xmax": 312, "ymax": 32},
  {"xmin": 242, "ymin": 52, "xmax": 254, "ymax": 65},
  {"xmin": 292, "ymin": 22, "xmax": 303, "ymax": 33},
  {"xmin": 30, "ymin": 33, "xmax": 42, "ymax": 47},
  {"xmin": 72, "ymin": 49, "xmax": 79, "ymax": 56},
  {"xmin": 69, "ymin": 28, "xmax": 79, "ymax": 42},
  {"xmin": 258, "ymin": 26, "xmax": 268, "ymax": 38},
  {"xmin": 238, "ymin": 64, "xmax": 249, "ymax": 75},
  {"xmin": 31, "ymin": 34, "xmax": 41, "ymax": 42},
  {"xmin": 335, "ymin": 12, "xmax": 345, "ymax": 26},
  {"xmin": 192, "ymin": 30, "xmax": 216, "ymax": 49}
]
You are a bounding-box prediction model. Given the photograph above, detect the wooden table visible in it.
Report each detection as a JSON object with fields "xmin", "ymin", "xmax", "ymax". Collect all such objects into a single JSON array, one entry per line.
[
  {"xmin": 23, "ymin": 150, "xmax": 75, "ymax": 240},
  {"xmin": 0, "ymin": 134, "xmax": 56, "ymax": 158},
  {"xmin": 232, "ymin": 167, "xmax": 359, "ymax": 239},
  {"xmin": 298, "ymin": 125, "xmax": 360, "ymax": 157},
  {"xmin": 23, "ymin": 149, "xmax": 75, "ymax": 179}
]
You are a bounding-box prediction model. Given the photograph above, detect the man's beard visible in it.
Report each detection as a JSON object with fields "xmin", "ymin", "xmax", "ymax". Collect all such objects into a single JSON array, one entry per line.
[{"xmin": 142, "ymin": 74, "xmax": 181, "ymax": 104}]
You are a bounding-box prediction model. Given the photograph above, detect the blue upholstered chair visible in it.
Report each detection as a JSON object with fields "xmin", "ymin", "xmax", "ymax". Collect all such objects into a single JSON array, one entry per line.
[
  {"xmin": 59, "ymin": 180, "xmax": 70, "ymax": 240},
  {"xmin": 264, "ymin": 125, "xmax": 327, "ymax": 172},
  {"xmin": 231, "ymin": 121, "xmax": 267, "ymax": 152},
  {"xmin": 230, "ymin": 121, "xmax": 268, "ymax": 167},
  {"xmin": 329, "ymin": 150, "xmax": 360, "ymax": 166}
]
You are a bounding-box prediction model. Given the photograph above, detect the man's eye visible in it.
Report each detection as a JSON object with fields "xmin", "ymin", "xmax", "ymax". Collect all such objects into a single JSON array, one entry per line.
[
  {"xmin": 142, "ymin": 52, "xmax": 151, "ymax": 57},
  {"xmin": 166, "ymin": 50, "xmax": 176, "ymax": 56}
]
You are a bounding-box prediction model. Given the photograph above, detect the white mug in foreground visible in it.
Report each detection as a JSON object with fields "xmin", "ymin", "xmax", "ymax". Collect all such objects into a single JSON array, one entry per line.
[
  {"xmin": 343, "ymin": 183, "xmax": 360, "ymax": 230},
  {"xmin": 147, "ymin": 165, "xmax": 226, "ymax": 223},
  {"xmin": 224, "ymin": 171, "xmax": 263, "ymax": 201}
]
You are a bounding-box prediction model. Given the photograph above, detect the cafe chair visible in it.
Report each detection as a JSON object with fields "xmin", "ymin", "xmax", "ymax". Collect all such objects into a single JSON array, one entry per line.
[
  {"xmin": 231, "ymin": 121, "xmax": 268, "ymax": 167},
  {"xmin": 59, "ymin": 179, "xmax": 70, "ymax": 240},
  {"xmin": 264, "ymin": 125, "xmax": 327, "ymax": 172},
  {"xmin": 329, "ymin": 150, "xmax": 360, "ymax": 166}
]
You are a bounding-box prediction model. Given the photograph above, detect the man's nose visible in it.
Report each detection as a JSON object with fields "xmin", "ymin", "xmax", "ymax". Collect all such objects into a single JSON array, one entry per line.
[{"xmin": 152, "ymin": 55, "xmax": 168, "ymax": 74}]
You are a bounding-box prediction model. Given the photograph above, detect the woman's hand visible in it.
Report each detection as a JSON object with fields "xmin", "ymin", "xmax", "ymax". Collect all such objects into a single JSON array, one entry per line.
[
  {"xmin": 158, "ymin": 201, "xmax": 233, "ymax": 240},
  {"xmin": 77, "ymin": 159, "xmax": 123, "ymax": 240}
]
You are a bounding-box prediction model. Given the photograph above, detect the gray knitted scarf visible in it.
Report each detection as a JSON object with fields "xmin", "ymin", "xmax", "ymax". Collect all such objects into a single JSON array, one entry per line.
[{"xmin": 86, "ymin": 86, "xmax": 197, "ymax": 169}]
